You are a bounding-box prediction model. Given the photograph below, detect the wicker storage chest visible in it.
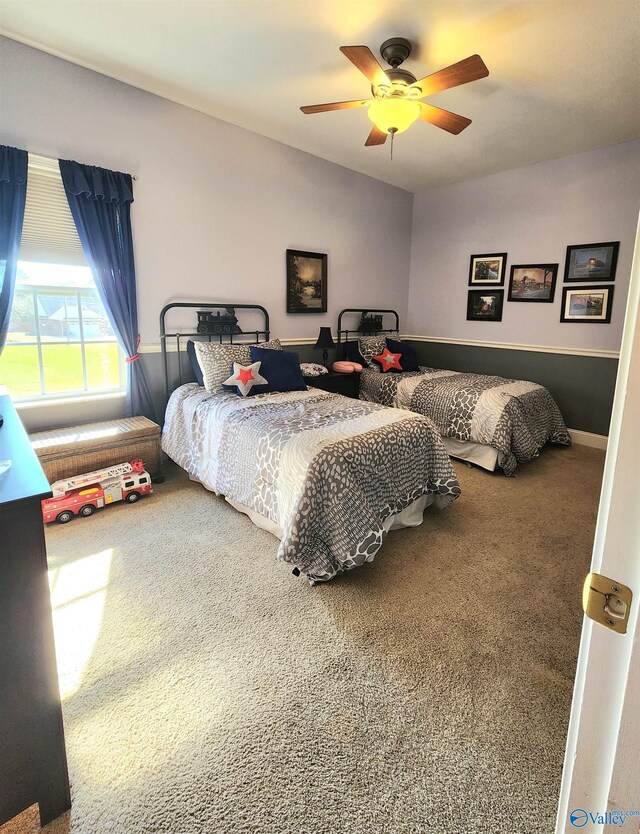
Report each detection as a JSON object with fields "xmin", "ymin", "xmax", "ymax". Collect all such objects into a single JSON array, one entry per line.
[{"xmin": 30, "ymin": 416, "xmax": 164, "ymax": 485}]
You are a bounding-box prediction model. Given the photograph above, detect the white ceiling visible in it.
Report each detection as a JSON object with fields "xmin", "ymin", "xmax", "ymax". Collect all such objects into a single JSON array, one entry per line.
[{"xmin": 1, "ymin": 0, "xmax": 639, "ymax": 193}]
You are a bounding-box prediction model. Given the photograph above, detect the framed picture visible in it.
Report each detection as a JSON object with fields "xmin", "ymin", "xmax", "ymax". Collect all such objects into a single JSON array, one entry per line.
[
  {"xmin": 560, "ymin": 285, "xmax": 614, "ymax": 324},
  {"xmin": 286, "ymin": 249, "xmax": 327, "ymax": 314},
  {"xmin": 564, "ymin": 242, "xmax": 619, "ymax": 283},
  {"xmin": 468, "ymin": 253, "xmax": 507, "ymax": 286},
  {"xmin": 507, "ymin": 263, "xmax": 558, "ymax": 302},
  {"xmin": 467, "ymin": 289, "xmax": 504, "ymax": 322}
]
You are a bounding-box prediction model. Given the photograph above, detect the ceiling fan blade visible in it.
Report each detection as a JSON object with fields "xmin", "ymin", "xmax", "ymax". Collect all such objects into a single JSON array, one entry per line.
[
  {"xmin": 414, "ymin": 54, "xmax": 489, "ymax": 98},
  {"xmin": 365, "ymin": 125, "xmax": 387, "ymax": 146},
  {"xmin": 300, "ymin": 99, "xmax": 370, "ymax": 114},
  {"xmin": 419, "ymin": 103, "xmax": 472, "ymax": 135},
  {"xmin": 340, "ymin": 45, "xmax": 389, "ymax": 89}
]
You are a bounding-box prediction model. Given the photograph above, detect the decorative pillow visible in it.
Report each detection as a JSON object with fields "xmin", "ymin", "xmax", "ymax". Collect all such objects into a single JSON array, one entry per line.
[
  {"xmin": 344, "ymin": 340, "xmax": 367, "ymax": 367},
  {"xmin": 222, "ymin": 361, "xmax": 269, "ymax": 397},
  {"xmin": 300, "ymin": 362, "xmax": 329, "ymax": 377},
  {"xmin": 333, "ymin": 360, "xmax": 362, "ymax": 373},
  {"xmin": 386, "ymin": 338, "xmax": 419, "ymax": 372},
  {"xmin": 372, "ymin": 347, "xmax": 403, "ymax": 373},
  {"xmin": 194, "ymin": 339, "xmax": 282, "ymax": 391},
  {"xmin": 358, "ymin": 332, "xmax": 401, "ymax": 370},
  {"xmin": 248, "ymin": 346, "xmax": 307, "ymax": 394},
  {"xmin": 186, "ymin": 340, "xmax": 204, "ymax": 386}
]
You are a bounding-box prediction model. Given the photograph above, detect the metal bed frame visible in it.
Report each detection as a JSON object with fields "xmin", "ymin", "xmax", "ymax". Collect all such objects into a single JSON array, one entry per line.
[
  {"xmin": 336, "ymin": 308, "xmax": 400, "ymax": 356},
  {"xmin": 159, "ymin": 301, "xmax": 270, "ymax": 402}
]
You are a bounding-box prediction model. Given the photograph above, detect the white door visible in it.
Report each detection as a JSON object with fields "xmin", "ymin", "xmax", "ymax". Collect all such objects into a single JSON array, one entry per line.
[{"xmin": 556, "ymin": 214, "xmax": 640, "ymax": 832}]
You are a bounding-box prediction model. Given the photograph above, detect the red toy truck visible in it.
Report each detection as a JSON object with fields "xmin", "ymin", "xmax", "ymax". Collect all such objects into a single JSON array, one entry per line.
[{"xmin": 41, "ymin": 459, "xmax": 153, "ymax": 524}]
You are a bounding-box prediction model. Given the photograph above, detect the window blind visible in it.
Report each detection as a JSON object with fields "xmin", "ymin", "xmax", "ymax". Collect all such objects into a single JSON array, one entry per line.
[{"xmin": 20, "ymin": 154, "xmax": 87, "ymax": 266}]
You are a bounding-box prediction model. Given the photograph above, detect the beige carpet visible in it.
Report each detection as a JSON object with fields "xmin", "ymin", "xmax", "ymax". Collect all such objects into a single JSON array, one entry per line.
[{"xmin": 41, "ymin": 444, "xmax": 604, "ymax": 834}]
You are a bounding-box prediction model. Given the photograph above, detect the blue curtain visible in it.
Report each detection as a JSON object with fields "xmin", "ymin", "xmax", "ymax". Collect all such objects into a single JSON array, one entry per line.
[
  {"xmin": 0, "ymin": 146, "xmax": 28, "ymax": 352},
  {"xmin": 59, "ymin": 159, "xmax": 154, "ymax": 419}
]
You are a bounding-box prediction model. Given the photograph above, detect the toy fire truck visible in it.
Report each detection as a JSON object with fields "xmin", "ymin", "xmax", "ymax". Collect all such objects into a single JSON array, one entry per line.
[{"xmin": 41, "ymin": 459, "xmax": 153, "ymax": 524}]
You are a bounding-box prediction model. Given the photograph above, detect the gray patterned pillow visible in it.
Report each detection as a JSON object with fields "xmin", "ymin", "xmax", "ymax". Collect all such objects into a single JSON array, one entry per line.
[
  {"xmin": 194, "ymin": 339, "xmax": 282, "ymax": 391},
  {"xmin": 358, "ymin": 332, "xmax": 400, "ymax": 370}
]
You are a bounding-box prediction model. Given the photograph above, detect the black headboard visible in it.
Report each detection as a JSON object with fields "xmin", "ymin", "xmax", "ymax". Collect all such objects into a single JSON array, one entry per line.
[
  {"xmin": 159, "ymin": 301, "xmax": 270, "ymax": 401},
  {"xmin": 336, "ymin": 308, "xmax": 400, "ymax": 355}
]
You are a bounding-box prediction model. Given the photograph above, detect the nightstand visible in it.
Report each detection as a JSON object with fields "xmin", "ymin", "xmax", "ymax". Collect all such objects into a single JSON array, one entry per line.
[{"xmin": 304, "ymin": 371, "xmax": 360, "ymax": 399}]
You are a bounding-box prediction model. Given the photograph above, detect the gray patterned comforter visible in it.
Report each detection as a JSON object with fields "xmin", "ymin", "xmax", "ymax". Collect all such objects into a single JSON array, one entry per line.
[
  {"xmin": 360, "ymin": 368, "xmax": 571, "ymax": 476},
  {"xmin": 162, "ymin": 383, "xmax": 460, "ymax": 582}
]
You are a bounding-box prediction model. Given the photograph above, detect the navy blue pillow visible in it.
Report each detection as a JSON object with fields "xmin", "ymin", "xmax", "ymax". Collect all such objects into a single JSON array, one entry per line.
[
  {"xmin": 187, "ymin": 340, "xmax": 204, "ymax": 386},
  {"xmin": 386, "ymin": 338, "xmax": 419, "ymax": 372},
  {"xmin": 247, "ymin": 346, "xmax": 307, "ymax": 394},
  {"xmin": 344, "ymin": 340, "xmax": 367, "ymax": 366}
]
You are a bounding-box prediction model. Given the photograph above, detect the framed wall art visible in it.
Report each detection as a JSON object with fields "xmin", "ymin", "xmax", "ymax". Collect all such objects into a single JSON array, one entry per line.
[
  {"xmin": 560, "ymin": 285, "xmax": 614, "ymax": 324},
  {"xmin": 564, "ymin": 242, "xmax": 619, "ymax": 283},
  {"xmin": 507, "ymin": 263, "xmax": 558, "ymax": 302},
  {"xmin": 468, "ymin": 253, "xmax": 507, "ymax": 287},
  {"xmin": 467, "ymin": 289, "xmax": 504, "ymax": 322},
  {"xmin": 286, "ymin": 249, "xmax": 327, "ymax": 314}
]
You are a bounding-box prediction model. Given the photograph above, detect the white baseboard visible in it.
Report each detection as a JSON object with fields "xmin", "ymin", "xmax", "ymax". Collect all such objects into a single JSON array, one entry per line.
[{"xmin": 568, "ymin": 428, "xmax": 608, "ymax": 450}]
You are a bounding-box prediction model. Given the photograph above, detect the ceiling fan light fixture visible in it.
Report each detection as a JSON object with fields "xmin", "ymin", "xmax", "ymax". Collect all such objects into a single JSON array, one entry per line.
[
  {"xmin": 302, "ymin": 42, "xmax": 488, "ymax": 147},
  {"xmin": 367, "ymin": 98, "xmax": 421, "ymax": 135}
]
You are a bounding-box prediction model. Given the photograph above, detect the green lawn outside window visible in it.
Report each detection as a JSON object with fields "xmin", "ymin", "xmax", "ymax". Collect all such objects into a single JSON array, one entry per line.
[{"xmin": 0, "ymin": 342, "xmax": 123, "ymax": 399}]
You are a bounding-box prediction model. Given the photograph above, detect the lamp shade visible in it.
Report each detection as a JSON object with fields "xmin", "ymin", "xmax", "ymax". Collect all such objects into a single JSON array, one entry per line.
[
  {"xmin": 314, "ymin": 327, "xmax": 335, "ymax": 350},
  {"xmin": 368, "ymin": 98, "xmax": 421, "ymax": 135}
]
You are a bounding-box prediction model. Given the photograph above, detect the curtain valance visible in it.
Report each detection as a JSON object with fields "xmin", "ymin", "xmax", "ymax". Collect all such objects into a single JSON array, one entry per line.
[
  {"xmin": 0, "ymin": 145, "xmax": 28, "ymax": 186},
  {"xmin": 59, "ymin": 160, "xmax": 133, "ymax": 205}
]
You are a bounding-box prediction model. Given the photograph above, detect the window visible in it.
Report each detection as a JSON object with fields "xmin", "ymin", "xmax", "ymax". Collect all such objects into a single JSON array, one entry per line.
[
  {"xmin": 0, "ymin": 155, "xmax": 125, "ymax": 402},
  {"xmin": 139, "ymin": 477, "xmax": 148, "ymax": 484},
  {"xmin": 124, "ymin": 481, "xmax": 134, "ymax": 488}
]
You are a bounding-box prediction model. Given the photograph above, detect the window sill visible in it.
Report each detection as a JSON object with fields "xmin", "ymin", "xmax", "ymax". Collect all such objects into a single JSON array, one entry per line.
[{"xmin": 14, "ymin": 391, "xmax": 126, "ymax": 410}]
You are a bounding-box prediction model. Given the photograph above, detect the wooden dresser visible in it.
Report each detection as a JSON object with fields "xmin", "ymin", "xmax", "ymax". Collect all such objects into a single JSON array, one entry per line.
[{"xmin": 0, "ymin": 394, "xmax": 71, "ymax": 827}]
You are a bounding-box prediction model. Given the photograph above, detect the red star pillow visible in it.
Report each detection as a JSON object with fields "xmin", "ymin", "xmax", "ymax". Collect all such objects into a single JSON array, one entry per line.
[
  {"xmin": 222, "ymin": 361, "xmax": 268, "ymax": 396},
  {"xmin": 372, "ymin": 347, "xmax": 403, "ymax": 373}
]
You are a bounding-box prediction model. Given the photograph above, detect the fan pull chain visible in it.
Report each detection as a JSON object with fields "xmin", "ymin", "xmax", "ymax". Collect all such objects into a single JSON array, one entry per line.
[{"xmin": 389, "ymin": 127, "xmax": 397, "ymax": 161}]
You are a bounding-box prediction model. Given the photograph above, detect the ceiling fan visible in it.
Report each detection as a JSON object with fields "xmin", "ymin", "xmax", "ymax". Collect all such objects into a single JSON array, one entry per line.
[{"xmin": 300, "ymin": 38, "xmax": 489, "ymax": 152}]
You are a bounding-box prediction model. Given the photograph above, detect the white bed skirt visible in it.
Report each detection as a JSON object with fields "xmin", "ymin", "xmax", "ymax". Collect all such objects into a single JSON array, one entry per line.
[
  {"xmin": 224, "ymin": 493, "xmax": 433, "ymax": 541},
  {"xmin": 442, "ymin": 436, "xmax": 499, "ymax": 472}
]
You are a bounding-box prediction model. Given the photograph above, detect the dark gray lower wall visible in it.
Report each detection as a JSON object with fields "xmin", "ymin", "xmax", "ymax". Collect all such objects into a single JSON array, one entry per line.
[
  {"xmin": 405, "ymin": 340, "xmax": 617, "ymax": 436},
  {"xmin": 19, "ymin": 341, "xmax": 616, "ymax": 437}
]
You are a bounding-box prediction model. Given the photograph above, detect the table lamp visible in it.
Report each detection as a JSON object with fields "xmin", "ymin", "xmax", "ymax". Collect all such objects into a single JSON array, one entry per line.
[{"xmin": 313, "ymin": 327, "xmax": 335, "ymax": 369}]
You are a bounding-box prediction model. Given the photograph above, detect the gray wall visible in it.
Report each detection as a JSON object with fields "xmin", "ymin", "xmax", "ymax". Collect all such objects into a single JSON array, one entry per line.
[
  {"xmin": 406, "ymin": 340, "xmax": 618, "ymax": 436},
  {"xmin": 3, "ymin": 37, "xmax": 637, "ymax": 436},
  {"xmin": 1, "ymin": 37, "xmax": 413, "ymax": 430},
  {"xmin": 19, "ymin": 341, "xmax": 618, "ymax": 436},
  {"xmin": 0, "ymin": 38, "xmax": 414, "ymax": 346},
  {"xmin": 407, "ymin": 140, "xmax": 640, "ymax": 352},
  {"xmin": 404, "ymin": 140, "xmax": 639, "ymax": 436}
]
